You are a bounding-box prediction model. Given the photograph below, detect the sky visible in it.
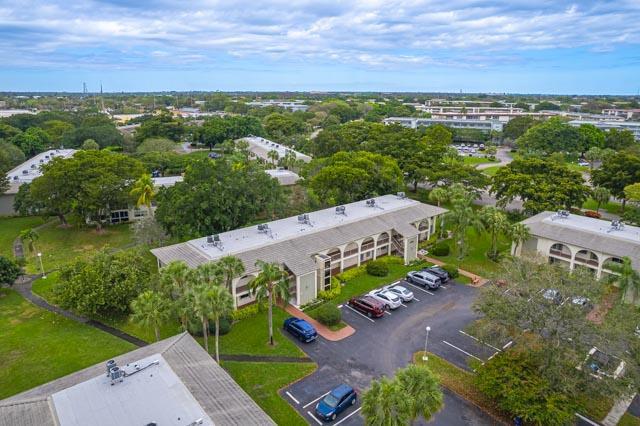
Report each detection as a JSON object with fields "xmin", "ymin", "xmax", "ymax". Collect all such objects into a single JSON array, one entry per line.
[{"xmin": 0, "ymin": 0, "xmax": 639, "ymax": 94}]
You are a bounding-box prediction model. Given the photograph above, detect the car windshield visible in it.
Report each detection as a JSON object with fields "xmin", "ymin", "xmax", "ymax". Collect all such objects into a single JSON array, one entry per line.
[{"xmin": 323, "ymin": 394, "xmax": 340, "ymax": 408}]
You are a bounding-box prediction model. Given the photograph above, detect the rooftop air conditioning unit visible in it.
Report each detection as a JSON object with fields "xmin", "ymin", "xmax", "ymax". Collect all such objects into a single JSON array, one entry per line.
[
  {"xmin": 109, "ymin": 366, "xmax": 124, "ymax": 385},
  {"xmin": 366, "ymin": 199, "xmax": 376, "ymax": 207},
  {"xmin": 552, "ymin": 210, "xmax": 570, "ymax": 220},
  {"xmin": 106, "ymin": 360, "xmax": 117, "ymax": 377},
  {"xmin": 258, "ymin": 223, "xmax": 269, "ymax": 232},
  {"xmin": 397, "ymin": 192, "xmax": 406, "ymax": 199},
  {"xmin": 335, "ymin": 205, "xmax": 346, "ymax": 216},
  {"xmin": 22, "ymin": 170, "xmax": 28, "ymax": 175}
]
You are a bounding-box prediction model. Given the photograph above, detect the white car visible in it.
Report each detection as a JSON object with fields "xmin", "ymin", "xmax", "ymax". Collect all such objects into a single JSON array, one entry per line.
[
  {"xmin": 368, "ymin": 289, "xmax": 402, "ymax": 310},
  {"xmin": 384, "ymin": 285, "xmax": 414, "ymax": 302}
]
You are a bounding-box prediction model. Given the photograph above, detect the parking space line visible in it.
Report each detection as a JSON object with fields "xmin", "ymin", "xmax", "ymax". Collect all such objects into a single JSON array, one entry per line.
[
  {"xmin": 342, "ymin": 305, "xmax": 375, "ymax": 323},
  {"xmin": 405, "ymin": 282, "xmax": 434, "ymax": 295},
  {"xmin": 334, "ymin": 407, "xmax": 363, "ymax": 426},
  {"xmin": 458, "ymin": 330, "xmax": 502, "ymax": 352},
  {"xmin": 442, "ymin": 340, "xmax": 485, "ymax": 363},
  {"xmin": 502, "ymin": 340, "xmax": 513, "ymax": 350},
  {"xmin": 307, "ymin": 411, "xmax": 323, "ymax": 425},
  {"xmin": 384, "ymin": 310, "xmax": 392, "ymax": 315},
  {"xmin": 303, "ymin": 391, "xmax": 331, "ymax": 408},
  {"xmin": 575, "ymin": 413, "xmax": 599, "ymax": 426},
  {"xmin": 400, "ymin": 303, "xmax": 408, "ymax": 308},
  {"xmin": 488, "ymin": 352, "xmax": 498, "ymax": 361},
  {"xmin": 285, "ymin": 391, "xmax": 299, "ymax": 404},
  {"xmin": 440, "ymin": 285, "xmax": 447, "ymax": 289},
  {"xmin": 413, "ymin": 296, "xmax": 420, "ymax": 302}
]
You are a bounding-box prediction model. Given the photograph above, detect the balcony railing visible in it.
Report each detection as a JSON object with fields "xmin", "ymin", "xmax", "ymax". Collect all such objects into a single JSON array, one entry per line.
[
  {"xmin": 549, "ymin": 249, "xmax": 571, "ymax": 259},
  {"xmin": 574, "ymin": 257, "xmax": 599, "ymax": 267}
]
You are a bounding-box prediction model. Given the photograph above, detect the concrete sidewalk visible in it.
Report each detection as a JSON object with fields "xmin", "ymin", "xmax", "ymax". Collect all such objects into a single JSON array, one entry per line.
[{"xmin": 285, "ymin": 305, "xmax": 355, "ymax": 341}]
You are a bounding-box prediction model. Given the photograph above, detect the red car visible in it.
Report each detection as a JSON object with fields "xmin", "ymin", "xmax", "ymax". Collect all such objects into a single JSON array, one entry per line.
[{"xmin": 348, "ymin": 296, "xmax": 385, "ymax": 318}]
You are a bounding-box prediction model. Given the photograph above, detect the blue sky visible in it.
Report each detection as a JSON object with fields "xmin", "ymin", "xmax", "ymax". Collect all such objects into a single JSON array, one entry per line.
[{"xmin": 0, "ymin": 0, "xmax": 639, "ymax": 94}]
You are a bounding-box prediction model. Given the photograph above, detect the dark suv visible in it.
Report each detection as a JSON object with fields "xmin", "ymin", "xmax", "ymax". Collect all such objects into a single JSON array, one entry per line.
[
  {"xmin": 423, "ymin": 265, "xmax": 450, "ymax": 282},
  {"xmin": 348, "ymin": 296, "xmax": 385, "ymax": 318},
  {"xmin": 283, "ymin": 317, "xmax": 318, "ymax": 343}
]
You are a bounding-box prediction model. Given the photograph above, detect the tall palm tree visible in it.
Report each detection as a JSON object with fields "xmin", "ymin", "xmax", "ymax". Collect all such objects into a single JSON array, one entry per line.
[
  {"xmin": 509, "ymin": 222, "xmax": 530, "ymax": 256},
  {"xmin": 159, "ymin": 260, "xmax": 191, "ymax": 299},
  {"xmin": 446, "ymin": 193, "xmax": 484, "ymax": 260},
  {"xmin": 19, "ymin": 228, "xmax": 39, "ymax": 255},
  {"xmin": 267, "ymin": 149, "xmax": 279, "ymax": 166},
  {"xmin": 194, "ymin": 262, "xmax": 223, "ymax": 287},
  {"xmin": 480, "ymin": 206, "xmax": 509, "ymax": 261},
  {"xmin": 130, "ymin": 290, "xmax": 172, "ymax": 342},
  {"xmin": 396, "ymin": 364, "xmax": 443, "ymax": 421},
  {"xmin": 250, "ymin": 260, "xmax": 290, "ymax": 346},
  {"xmin": 130, "ymin": 173, "xmax": 156, "ymax": 217},
  {"xmin": 217, "ymin": 255, "xmax": 245, "ymax": 294},
  {"xmin": 428, "ymin": 187, "xmax": 448, "ymax": 207},
  {"xmin": 608, "ymin": 257, "xmax": 640, "ymax": 305},
  {"xmin": 361, "ymin": 376, "xmax": 412, "ymax": 426},
  {"xmin": 208, "ymin": 285, "xmax": 234, "ymax": 362},
  {"xmin": 190, "ymin": 283, "xmax": 214, "ymax": 352},
  {"xmin": 592, "ymin": 186, "xmax": 611, "ymax": 213}
]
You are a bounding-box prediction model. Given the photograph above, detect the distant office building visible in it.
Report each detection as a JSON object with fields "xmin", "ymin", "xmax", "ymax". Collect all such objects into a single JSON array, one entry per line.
[
  {"xmin": 245, "ymin": 100, "xmax": 309, "ymax": 112},
  {"xmin": 602, "ymin": 109, "xmax": 640, "ymax": 120},
  {"xmin": 0, "ymin": 109, "xmax": 36, "ymax": 118},
  {"xmin": 239, "ymin": 136, "xmax": 312, "ymax": 164},
  {"xmin": 0, "ymin": 333, "xmax": 275, "ymax": 426},
  {"xmin": 384, "ymin": 117, "xmax": 504, "ymax": 132},
  {"xmin": 515, "ymin": 211, "xmax": 639, "ymax": 278},
  {"xmin": 265, "ymin": 169, "xmax": 301, "ymax": 186},
  {"xmin": 567, "ymin": 120, "xmax": 640, "ymax": 140}
]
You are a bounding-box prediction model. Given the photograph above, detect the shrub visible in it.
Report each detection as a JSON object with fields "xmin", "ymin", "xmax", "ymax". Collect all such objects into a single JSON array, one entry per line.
[
  {"xmin": 584, "ymin": 210, "xmax": 601, "ymax": 219},
  {"xmin": 366, "ymin": 260, "xmax": 389, "ymax": 277},
  {"xmin": 188, "ymin": 317, "xmax": 232, "ymax": 336},
  {"xmin": 0, "ymin": 255, "xmax": 22, "ymax": 286},
  {"xmin": 318, "ymin": 277, "xmax": 342, "ymax": 301},
  {"xmin": 441, "ymin": 263, "xmax": 459, "ymax": 279},
  {"xmin": 431, "ymin": 242, "xmax": 450, "ymax": 257},
  {"xmin": 375, "ymin": 256, "xmax": 403, "ymax": 265},
  {"xmin": 315, "ymin": 303, "xmax": 342, "ymax": 326},
  {"xmin": 230, "ymin": 303, "xmax": 262, "ymax": 321},
  {"xmin": 336, "ymin": 265, "xmax": 366, "ymax": 282}
]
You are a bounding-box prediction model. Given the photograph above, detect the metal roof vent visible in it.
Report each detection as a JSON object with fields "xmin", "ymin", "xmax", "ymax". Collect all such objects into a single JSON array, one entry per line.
[
  {"xmin": 297, "ymin": 213, "xmax": 313, "ymax": 227},
  {"xmin": 106, "ymin": 360, "xmax": 117, "ymax": 376},
  {"xmin": 607, "ymin": 220, "xmax": 625, "ymax": 233},
  {"xmin": 552, "ymin": 210, "xmax": 570, "ymax": 220},
  {"xmin": 22, "ymin": 170, "xmax": 28, "ymax": 175},
  {"xmin": 366, "ymin": 199, "xmax": 376, "ymax": 207},
  {"xmin": 109, "ymin": 366, "xmax": 124, "ymax": 385},
  {"xmin": 206, "ymin": 234, "xmax": 224, "ymax": 251},
  {"xmin": 257, "ymin": 223, "xmax": 273, "ymax": 238},
  {"xmin": 335, "ymin": 205, "xmax": 346, "ymax": 216},
  {"xmin": 396, "ymin": 191, "xmax": 406, "ymax": 199}
]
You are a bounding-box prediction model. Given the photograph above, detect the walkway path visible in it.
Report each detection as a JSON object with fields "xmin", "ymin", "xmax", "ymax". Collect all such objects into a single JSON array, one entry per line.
[
  {"xmin": 219, "ymin": 354, "xmax": 313, "ymax": 363},
  {"xmin": 603, "ymin": 393, "xmax": 636, "ymax": 426},
  {"xmin": 285, "ymin": 305, "xmax": 355, "ymax": 341},
  {"xmin": 420, "ymin": 255, "xmax": 489, "ymax": 287},
  {"xmin": 475, "ymin": 147, "xmax": 513, "ymax": 170},
  {"xmin": 12, "ymin": 274, "xmax": 148, "ymax": 347}
]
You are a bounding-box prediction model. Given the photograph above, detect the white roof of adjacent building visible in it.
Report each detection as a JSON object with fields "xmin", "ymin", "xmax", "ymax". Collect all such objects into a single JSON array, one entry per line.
[
  {"xmin": 51, "ymin": 354, "xmax": 213, "ymax": 426},
  {"xmin": 6, "ymin": 149, "xmax": 77, "ymax": 185},
  {"xmin": 265, "ymin": 169, "xmax": 300, "ymax": 186},
  {"xmin": 522, "ymin": 211, "xmax": 640, "ymax": 269},
  {"xmin": 0, "ymin": 333, "xmax": 275, "ymax": 426},
  {"xmin": 152, "ymin": 176, "xmax": 184, "ymax": 187},
  {"xmin": 151, "ymin": 194, "xmax": 447, "ymax": 275},
  {"xmin": 240, "ymin": 136, "xmax": 312, "ymax": 163},
  {"xmin": 0, "ymin": 109, "xmax": 36, "ymax": 117}
]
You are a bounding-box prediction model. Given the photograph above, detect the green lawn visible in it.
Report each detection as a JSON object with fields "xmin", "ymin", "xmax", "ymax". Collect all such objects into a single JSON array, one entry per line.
[
  {"xmin": 24, "ymin": 220, "xmax": 134, "ymax": 273},
  {"xmin": 31, "ymin": 270, "xmax": 60, "ymax": 300},
  {"xmin": 431, "ymin": 229, "xmax": 509, "ymax": 278},
  {"xmin": 333, "ymin": 260, "xmax": 432, "ymax": 305},
  {"xmin": 481, "ymin": 165, "xmax": 504, "ymax": 176},
  {"xmin": 582, "ymin": 198, "xmax": 623, "ymax": 215},
  {"xmin": 0, "ymin": 288, "xmax": 135, "ymax": 399},
  {"xmin": 0, "ymin": 216, "xmax": 45, "ymax": 258},
  {"xmin": 462, "ymin": 156, "xmax": 498, "ymax": 166},
  {"xmin": 619, "ymin": 413, "xmax": 640, "ymax": 426},
  {"xmin": 223, "ymin": 361, "xmax": 316, "ymax": 426}
]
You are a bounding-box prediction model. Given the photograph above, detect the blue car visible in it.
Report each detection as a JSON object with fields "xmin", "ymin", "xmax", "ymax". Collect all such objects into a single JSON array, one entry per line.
[
  {"xmin": 283, "ymin": 317, "xmax": 318, "ymax": 342},
  {"xmin": 315, "ymin": 384, "xmax": 357, "ymax": 422}
]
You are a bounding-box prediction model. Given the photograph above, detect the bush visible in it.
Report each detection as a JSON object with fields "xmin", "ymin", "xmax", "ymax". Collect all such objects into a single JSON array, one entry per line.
[
  {"xmin": 230, "ymin": 303, "xmax": 263, "ymax": 321},
  {"xmin": 336, "ymin": 265, "xmax": 366, "ymax": 282},
  {"xmin": 315, "ymin": 303, "xmax": 342, "ymax": 326},
  {"xmin": 188, "ymin": 316, "xmax": 232, "ymax": 336},
  {"xmin": 431, "ymin": 242, "xmax": 450, "ymax": 257},
  {"xmin": 318, "ymin": 277, "xmax": 341, "ymax": 301},
  {"xmin": 0, "ymin": 255, "xmax": 22, "ymax": 286},
  {"xmin": 441, "ymin": 263, "xmax": 459, "ymax": 279},
  {"xmin": 584, "ymin": 210, "xmax": 601, "ymax": 218},
  {"xmin": 375, "ymin": 256, "xmax": 403, "ymax": 265},
  {"xmin": 366, "ymin": 260, "xmax": 389, "ymax": 277}
]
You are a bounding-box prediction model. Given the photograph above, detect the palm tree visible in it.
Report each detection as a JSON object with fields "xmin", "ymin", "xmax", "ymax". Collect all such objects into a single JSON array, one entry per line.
[
  {"xmin": 509, "ymin": 222, "xmax": 530, "ymax": 256},
  {"xmin": 446, "ymin": 192, "xmax": 484, "ymax": 260},
  {"xmin": 190, "ymin": 283, "xmax": 214, "ymax": 353},
  {"xmin": 250, "ymin": 260, "xmax": 290, "ymax": 346},
  {"xmin": 361, "ymin": 376, "xmax": 412, "ymax": 426},
  {"xmin": 480, "ymin": 206, "xmax": 509, "ymax": 261},
  {"xmin": 159, "ymin": 260, "xmax": 190, "ymax": 298},
  {"xmin": 592, "ymin": 186, "xmax": 611, "ymax": 213},
  {"xmin": 194, "ymin": 262, "xmax": 223, "ymax": 287},
  {"xmin": 208, "ymin": 285, "xmax": 234, "ymax": 362},
  {"xmin": 217, "ymin": 255, "xmax": 245, "ymax": 294},
  {"xmin": 19, "ymin": 228, "xmax": 39, "ymax": 255},
  {"xmin": 267, "ymin": 149, "xmax": 279, "ymax": 166},
  {"xmin": 608, "ymin": 257, "xmax": 640, "ymax": 305},
  {"xmin": 428, "ymin": 187, "xmax": 448, "ymax": 207},
  {"xmin": 396, "ymin": 364, "xmax": 443, "ymax": 421},
  {"xmin": 130, "ymin": 173, "xmax": 156, "ymax": 217},
  {"xmin": 130, "ymin": 291, "xmax": 172, "ymax": 342}
]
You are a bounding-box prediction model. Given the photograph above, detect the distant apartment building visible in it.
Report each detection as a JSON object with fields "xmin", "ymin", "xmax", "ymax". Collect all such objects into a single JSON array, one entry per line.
[
  {"xmin": 515, "ymin": 211, "xmax": 639, "ymax": 278},
  {"xmin": 384, "ymin": 117, "xmax": 504, "ymax": 132},
  {"xmin": 602, "ymin": 108, "xmax": 640, "ymax": 120},
  {"xmin": 0, "ymin": 109, "xmax": 36, "ymax": 118},
  {"xmin": 245, "ymin": 100, "xmax": 309, "ymax": 112},
  {"xmin": 239, "ymin": 136, "xmax": 312, "ymax": 164},
  {"xmin": 151, "ymin": 194, "xmax": 446, "ymax": 308},
  {"xmin": 567, "ymin": 120, "xmax": 640, "ymax": 141}
]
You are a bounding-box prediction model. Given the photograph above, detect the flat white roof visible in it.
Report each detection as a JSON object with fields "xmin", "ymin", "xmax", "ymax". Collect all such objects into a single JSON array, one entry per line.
[
  {"xmin": 188, "ymin": 194, "xmax": 417, "ymax": 261},
  {"xmin": 6, "ymin": 149, "xmax": 77, "ymax": 184},
  {"xmin": 240, "ymin": 136, "xmax": 312, "ymax": 163},
  {"xmin": 51, "ymin": 354, "xmax": 213, "ymax": 426},
  {"xmin": 542, "ymin": 214, "xmax": 640, "ymax": 244},
  {"xmin": 152, "ymin": 176, "xmax": 184, "ymax": 187}
]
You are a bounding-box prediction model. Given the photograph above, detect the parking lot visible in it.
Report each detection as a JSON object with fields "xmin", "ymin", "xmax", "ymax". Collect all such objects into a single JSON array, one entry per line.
[{"xmin": 281, "ymin": 278, "xmax": 505, "ymax": 425}]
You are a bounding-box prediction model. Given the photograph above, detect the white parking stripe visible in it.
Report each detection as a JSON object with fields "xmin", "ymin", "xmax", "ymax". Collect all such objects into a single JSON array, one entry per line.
[
  {"xmin": 440, "ymin": 285, "xmax": 447, "ymax": 289},
  {"xmin": 334, "ymin": 407, "xmax": 362, "ymax": 426},
  {"xmin": 502, "ymin": 340, "xmax": 513, "ymax": 350},
  {"xmin": 400, "ymin": 303, "xmax": 408, "ymax": 308},
  {"xmin": 342, "ymin": 305, "xmax": 376, "ymax": 323},
  {"xmin": 442, "ymin": 340, "xmax": 485, "ymax": 363},
  {"xmin": 405, "ymin": 282, "xmax": 434, "ymax": 295},
  {"xmin": 458, "ymin": 330, "xmax": 502, "ymax": 352},
  {"xmin": 384, "ymin": 310, "xmax": 392, "ymax": 315},
  {"xmin": 488, "ymin": 352, "xmax": 499, "ymax": 361},
  {"xmin": 412, "ymin": 296, "xmax": 420, "ymax": 302},
  {"xmin": 303, "ymin": 391, "xmax": 331, "ymax": 408},
  {"xmin": 307, "ymin": 411, "xmax": 323, "ymax": 425},
  {"xmin": 286, "ymin": 391, "xmax": 299, "ymax": 404},
  {"xmin": 575, "ymin": 413, "xmax": 600, "ymax": 426}
]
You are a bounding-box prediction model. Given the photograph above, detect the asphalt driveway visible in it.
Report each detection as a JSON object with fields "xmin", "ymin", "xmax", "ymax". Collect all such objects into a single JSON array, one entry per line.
[{"xmin": 281, "ymin": 280, "xmax": 504, "ymax": 425}]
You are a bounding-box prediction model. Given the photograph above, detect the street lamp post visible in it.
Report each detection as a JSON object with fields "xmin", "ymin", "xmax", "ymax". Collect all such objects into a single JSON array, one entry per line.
[
  {"xmin": 423, "ymin": 326, "xmax": 431, "ymax": 361},
  {"xmin": 37, "ymin": 252, "xmax": 46, "ymax": 279}
]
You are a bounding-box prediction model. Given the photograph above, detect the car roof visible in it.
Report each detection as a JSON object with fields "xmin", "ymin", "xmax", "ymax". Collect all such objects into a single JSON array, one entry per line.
[
  {"xmin": 331, "ymin": 384, "xmax": 354, "ymax": 398},
  {"xmin": 361, "ymin": 295, "xmax": 383, "ymax": 306},
  {"xmin": 292, "ymin": 318, "xmax": 314, "ymax": 331}
]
